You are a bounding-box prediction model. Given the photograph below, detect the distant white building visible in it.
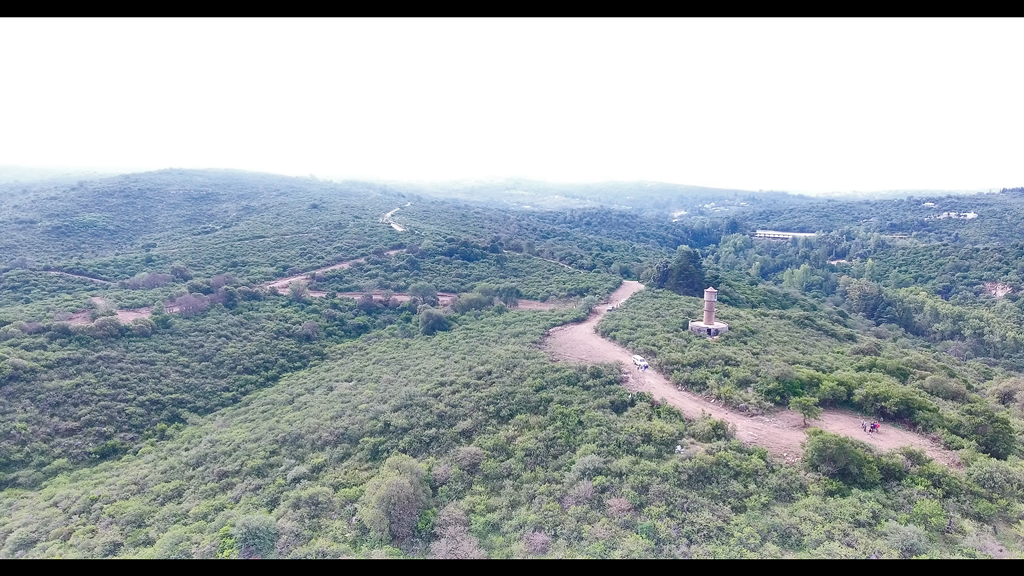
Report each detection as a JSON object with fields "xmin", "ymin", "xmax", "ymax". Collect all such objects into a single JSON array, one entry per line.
[
  {"xmin": 935, "ymin": 212, "xmax": 978, "ymax": 220},
  {"xmin": 754, "ymin": 230, "xmax": 818, "ymax": 240}
]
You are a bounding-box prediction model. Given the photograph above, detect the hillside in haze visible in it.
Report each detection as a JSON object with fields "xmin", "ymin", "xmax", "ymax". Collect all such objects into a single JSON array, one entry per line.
[{"xmin": 2, "ymin": 169, "xmax": 1024, "ymax": 558}]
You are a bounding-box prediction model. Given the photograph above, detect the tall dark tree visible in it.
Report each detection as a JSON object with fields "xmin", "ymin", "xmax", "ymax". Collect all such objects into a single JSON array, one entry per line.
[{"xmin": 654, "ymin": 246, "xmax": 705, "ymax": 297}]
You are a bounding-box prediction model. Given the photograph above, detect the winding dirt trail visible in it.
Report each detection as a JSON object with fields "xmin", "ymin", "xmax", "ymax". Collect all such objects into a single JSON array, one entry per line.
[
  {"xmin": 44, "ymin": 271, "xmax": 115, "ymax": 285},
  {"xmin": 259, "ymin": 250, "xmax": 561, "ymax": 309},
  {"xmin": 542, "ymin": 281, "xmax": 961, "ymax": 467},
  {"xmin": 262, "ymin": 249, "xmax": 405, "ymax": 294},
  {"xmin": 381, "ymin": 208, "xmax": 405, "ymax": 232},
  {"xmin": 41, "ymin": 238, "xmax": 564, "ymax": 327},
  {"xmin": 334, "ymin": 291, "xmax": 458, "ymax": 306}
]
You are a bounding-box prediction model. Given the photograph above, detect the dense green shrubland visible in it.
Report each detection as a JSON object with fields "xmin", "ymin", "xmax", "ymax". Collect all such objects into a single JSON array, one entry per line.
[
  {"xmin": 3, "ymin": 309, "xmax": 1021, "ymax": 558},
  {"xmin": 4, "ymin": 170, "xmax": 1024, "ymax": 558}
]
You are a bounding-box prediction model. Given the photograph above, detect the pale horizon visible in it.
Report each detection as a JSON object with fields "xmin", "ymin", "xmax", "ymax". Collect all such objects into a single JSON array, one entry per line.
[{"xmin": 2, "ymin": 18, "xmax": 1022, "ymax": 194}]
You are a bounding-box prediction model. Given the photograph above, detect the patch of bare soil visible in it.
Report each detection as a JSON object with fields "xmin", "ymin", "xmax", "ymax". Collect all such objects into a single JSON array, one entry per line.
[
  {"xmin": 66, "ymin": 311, "xmax": 93, "ymax": 326},
  {"xmin": 116, "ymin": 308, "xmax": 153, "ymax": 323},
  {"xmin": 966, "ymin": 524, "xmax": 1018, "ymax": 558},
  {"xmin": 513, "ymin": 300, "xmax": 563, "ymax": 311},
  {"xmin": 984, "ymin": 282, "xmax": 1013, "ymax": 298},
  {"xmin": 328, "ymin": 292, "xmax": 562, "ymax": 310},
  {"xmin": 52, "ymin": 251, "xmax": 419, "ymax": 326},
  {"xmin": 542, "ymin": 281, "xmax": 961, "ymax": 467},
  {"xmin": 336, "ymin": 291, "xmax": 458, "ymax": 306}
]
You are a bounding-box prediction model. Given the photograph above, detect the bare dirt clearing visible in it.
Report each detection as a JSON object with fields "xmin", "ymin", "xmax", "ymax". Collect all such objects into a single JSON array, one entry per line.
[
  {"xmin": 302, "ymin": 290, "xmax": 558, "ymax": 310},
  {"xmin": 514, "ymin": 299, "xmax": 562, "ymax": 311},
  {"xmin": 66, "ymin": 311, "xmax": 95, "ymax": 326},
  {"xmin": 984, "ymin": 282, "xmax": 1013, "ymax": 298},
  {"xmin": 542, "ymin": 281, "xmax": 961, "ymax": 467},
  {"xmin": 335, "ymin": 291, "xmax": 459, "ymax": 306},
  {"xmin": 115, "ymin": 308, "xmax": 153, "ymax": 323}
]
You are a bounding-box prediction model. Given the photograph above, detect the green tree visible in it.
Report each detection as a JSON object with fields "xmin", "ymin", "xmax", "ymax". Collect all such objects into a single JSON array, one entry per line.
[
  {"xmin": 789, "ymin": 395, "xmax": 823, "ymax": 427},
  {"xmin": 908, "ymin": 498, "xmax": 947, "ymax": 533},
  {"xmin": 782, "ymin": 263, "xmax": 819, "ymax": 293},
  {"xmin": 91, "ymin": 316, "xmax": 124, "ymax": 339},
  {"xmin": 289, "ymin": 281, "xmax": 309, "ymax": 302},
  {"xmin": 653, "ymin": 246, "xmax": 705, "ymax": 296},
  {"xmin": 452, "ymin": 292, "xmax": 492, "ymax": 313},
  {"xmin": 170, "ymin": 263, "xmax": 193, "ymax": 281},
  {"xmin": 496, "ymin": 284, "xmax": 521, "ymax": 307},
  {"xmin": 357, "ymin": 454, "xmax": 430, "ymax": 544},
  {"xmin": 955, "ymin": 403, "xmax": 1017, "ymax": 460},
  {"xmin": 802, "ymin": 429, "xmax": 881, "ymax": 487},
  {"xmin": 409, "ymin": 282, "xmax": 439, "ymax": 306},
  {"xmin": 473, "ymin": 283, "xmax": 497, "ymax": 299},
  {"xmin": 749, "ymin": 260, "xmax": 762, "ymax": 278},
  {"xmin": 418, "ymin": 305, "xmax": 450, "ymax": 336},
  {"xmin": 232, "ymin": 514, "xmax": 278, "ymax": 559},
  {"xmin": 840, "ymin": 277, "xmax": 883, "ymax": 318}
]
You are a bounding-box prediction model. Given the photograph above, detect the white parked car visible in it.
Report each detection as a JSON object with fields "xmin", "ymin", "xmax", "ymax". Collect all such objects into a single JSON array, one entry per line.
[{"xmin": 631, "ymin": 355, "xmax": 648, "ymax": 368}]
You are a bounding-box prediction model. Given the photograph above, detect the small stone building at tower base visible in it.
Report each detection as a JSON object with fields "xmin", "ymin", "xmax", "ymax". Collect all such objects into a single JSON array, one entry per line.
[
  {"xmin": 688, "ymin": 319, "xmax": 729, "ymax": 337},
  {"xmin": 688, "ymin": 286, "xmax": 729, "ymax": 337}
]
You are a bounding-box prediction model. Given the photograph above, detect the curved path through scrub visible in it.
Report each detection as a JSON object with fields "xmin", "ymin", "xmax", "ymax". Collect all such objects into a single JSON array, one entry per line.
[
  {"xmin": 381, "ymin": 207, "xmax": 405, "ymax": 231},
  {"xmin": 260, "ymin": 250, "xmax": 562, "ymax": 309},
  {"xmin": 542, "ymin": 281, "xmax": 961, "ymax": 467},
  {"xmin": 45, "ymin": 270, "xmax": 115, "ymax": 285},
  {"xmin": 262, "ymin": 249, "xmax": 406, "ymax": 294}
]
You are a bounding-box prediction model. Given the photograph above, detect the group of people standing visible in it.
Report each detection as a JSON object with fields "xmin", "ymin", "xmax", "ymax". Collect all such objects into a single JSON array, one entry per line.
[{"xmin": 861, "ymin": 420, "xmax": 880, "ymax": 434}]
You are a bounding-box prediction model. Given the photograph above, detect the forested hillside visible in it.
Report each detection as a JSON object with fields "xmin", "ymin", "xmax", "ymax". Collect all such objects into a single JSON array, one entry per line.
[{"xmin": 2, "ymin": 170, "xmax": 1024, "ymax": 558}]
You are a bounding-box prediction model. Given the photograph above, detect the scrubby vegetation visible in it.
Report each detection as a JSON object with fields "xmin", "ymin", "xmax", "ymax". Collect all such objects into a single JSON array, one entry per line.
[{"xmin": 3, "ymin": 170, "xmax": 1024, "ymax": 558}]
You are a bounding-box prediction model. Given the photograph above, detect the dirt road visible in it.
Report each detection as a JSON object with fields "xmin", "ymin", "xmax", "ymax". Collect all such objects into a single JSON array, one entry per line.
[
  {"xmin": 514, "ymin": 299, "xmax": 561, "ymax": 311},
  {"xmin": 262, "ymin": 249, "xmax": 405, "ymax": 294},
  {"xmin": 319, "ymin": 291, "xmax": 556, "ymax": 310},
  {"xmin": 46, "ymin": 246, "xmax": 564, "ymax": 327},
  {"xmin": 260, "ymin": 250, "xmax": 560, "ymax": 309},
  {"xmin": 335, "ymin": 291, "xmax": 458, "ymax": 306},
  {"xmin": 45, "ymin": 271, "xmax": 115, "ymax": 285},
  {"xmin": 381, "ymin": 208, "xmax": 405, "ymax": 232},
  {"xmin": 542, "ymin": 281, "xmax": 961, "ymax": 466}
]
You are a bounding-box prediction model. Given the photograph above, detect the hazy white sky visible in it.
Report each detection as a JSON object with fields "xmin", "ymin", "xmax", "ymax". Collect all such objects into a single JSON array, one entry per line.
[{"xmin": 1, "ymin": 18, "xmax": 1022, "ymax": 193}]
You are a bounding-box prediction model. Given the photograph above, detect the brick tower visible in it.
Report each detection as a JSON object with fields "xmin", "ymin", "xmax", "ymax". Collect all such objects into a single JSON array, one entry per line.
[{"xmin": 688, "ymin": 287, "xmax": 729, "ymax": 337}]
